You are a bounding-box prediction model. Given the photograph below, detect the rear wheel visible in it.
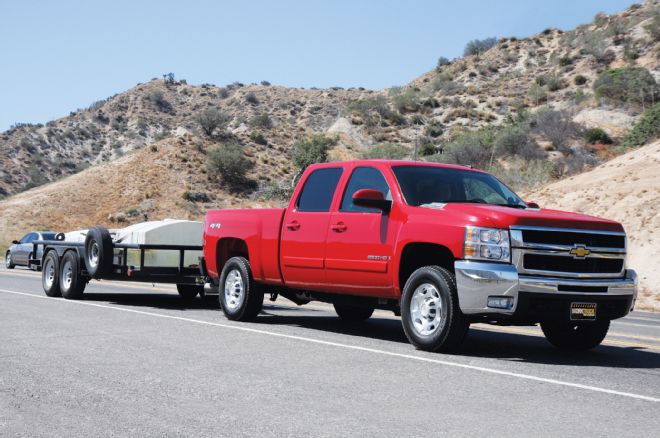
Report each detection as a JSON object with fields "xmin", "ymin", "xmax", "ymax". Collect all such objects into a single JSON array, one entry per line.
[
  {"xmin": 42, "ymin": 251, "xmax": 61, "ymax": 297},
  {"xmin": 333, "ymin": 303, "xmax": 374, "ymax": 322},
  {"xmin": 219, "ymin": 257, "xmax": 263, "ymax": 321},
  {"xmin": 5, "ymin": 251, "xmax": 15, "ymax": 269},
  {"xmin": 541, "ymin": 320, "xmax": 610, "ymax": 351},
  {"xmin": 84, "ymin": 227, "xmax": 113, "ymax": 279},
  {"xmin": 60, "ymin": 251, "xmax": 86, "ymax": 300},
  {"xmin": 401, "ymin": 266, "xmax": 469, "ymax": 352},
  {"xmin": 177, "ymin": 284, "xmax": 203, "ymax": 302}
]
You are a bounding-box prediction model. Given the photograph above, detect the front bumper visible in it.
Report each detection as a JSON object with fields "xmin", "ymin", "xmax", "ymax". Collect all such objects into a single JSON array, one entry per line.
[{"xmin": 454, "ymin": 260, "xmax": 637, "ymax": 320}]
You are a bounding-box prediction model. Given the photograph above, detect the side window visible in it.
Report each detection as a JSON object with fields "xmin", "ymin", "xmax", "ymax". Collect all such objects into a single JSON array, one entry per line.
[
  {"xmin": 297, "ymin": 168, "xmax": 343, "ymax": 212},
  {"xmin": 340, "ymin": 167, "xmax": 391, "ymax": 212},
  {"xmin": 19, "ymin": 233, "xmax": 34, "ymax": 244}
]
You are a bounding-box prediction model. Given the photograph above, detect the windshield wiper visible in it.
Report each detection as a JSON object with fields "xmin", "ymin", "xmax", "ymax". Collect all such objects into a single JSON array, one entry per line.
[{"xmin": 492, "ymin": 203, "xmax": 528, "ymax": 209}]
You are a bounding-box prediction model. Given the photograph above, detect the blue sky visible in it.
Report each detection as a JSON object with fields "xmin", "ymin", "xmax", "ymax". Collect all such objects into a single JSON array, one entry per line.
[{"xmin": 0, "ymin": 0, "xmax": 637, "ymax": 131}]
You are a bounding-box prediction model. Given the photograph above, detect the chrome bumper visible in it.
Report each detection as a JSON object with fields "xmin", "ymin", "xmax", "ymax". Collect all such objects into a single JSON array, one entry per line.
[{"xmin": 454, "ymin": 260, "xmax": 638, "ymax": 315}]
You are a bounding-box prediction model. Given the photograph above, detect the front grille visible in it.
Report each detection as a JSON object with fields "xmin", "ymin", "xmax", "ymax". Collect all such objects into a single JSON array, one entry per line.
[
  {"xmin": 522, "ymin": 229, "xmax": 625, "ymax": 249},
  {"xmin": 512, "ymin": 226, "xmax": 627, "ymax": 278},
  {"xmin": 524, "ymin": 254, "xmax": 623, "ymax": 274}
]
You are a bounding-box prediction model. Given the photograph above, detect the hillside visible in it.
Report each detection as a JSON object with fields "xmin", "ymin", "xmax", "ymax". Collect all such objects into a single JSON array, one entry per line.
[{"xmin": 525, "ymin": 140, "xmax": 660, "ymax": 310}]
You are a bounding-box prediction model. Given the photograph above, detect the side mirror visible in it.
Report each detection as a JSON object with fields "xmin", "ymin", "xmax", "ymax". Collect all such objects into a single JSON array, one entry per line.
[
  {"xmin": 12, "ymin": 240, "xmax": 19, "ymax": 244},
  {"xmin": 526, "ymin": 201, "xmax": 540, "ymax": 209},
  {"xmin": 353, "ymin": 189, "xmax": 392, "ymax": 213}
]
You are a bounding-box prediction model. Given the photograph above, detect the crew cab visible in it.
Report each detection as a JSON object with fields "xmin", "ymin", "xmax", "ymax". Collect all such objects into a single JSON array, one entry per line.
[{"xmin": 203, "ymin": 160, "xmax": 638, "ymax": 352}]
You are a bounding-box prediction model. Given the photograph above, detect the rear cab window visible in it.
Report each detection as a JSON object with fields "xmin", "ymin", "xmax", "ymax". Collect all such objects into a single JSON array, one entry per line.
[{"xmin": 296, "ymin": 168, "xmax": 343, "ymax": 212}]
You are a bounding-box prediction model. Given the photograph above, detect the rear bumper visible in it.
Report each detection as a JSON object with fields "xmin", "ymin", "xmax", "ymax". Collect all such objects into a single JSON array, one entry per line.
[{"xmin": 454, "ymin": 260, "xmax": 637, "ymax": 321}]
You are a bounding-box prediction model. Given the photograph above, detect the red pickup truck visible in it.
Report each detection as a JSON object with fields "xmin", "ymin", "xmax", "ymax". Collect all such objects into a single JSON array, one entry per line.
[{"xmin": 203, "ymin": 160, "xmax": 637, "ymax": 352}]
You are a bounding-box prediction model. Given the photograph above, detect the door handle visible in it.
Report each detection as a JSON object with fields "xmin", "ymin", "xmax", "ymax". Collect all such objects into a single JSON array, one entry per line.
[
  {"xmin": 331, "ymin": 222, "xmax": 347, "ymax": 232},
  {"xmin": 286, "ymin": 221, "xmax": 301, "ymax": 231}
]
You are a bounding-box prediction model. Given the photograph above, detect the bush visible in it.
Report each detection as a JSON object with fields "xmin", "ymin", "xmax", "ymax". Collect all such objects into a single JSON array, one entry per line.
[
  {"xmin": 249, "ymin": 113, "xmax": 273, "ymax": 129},
  {"xmin": 593, "ymin": 67, "xmax": 658, "ymax": 106},
  {"xmin": 245, "ymin": 92, "xmax": 259, "ymax": 105},
  {"xmin": 207, "ymin": 142, "xmax": 252, "ymax": 183},
  {"xmin": 362, "ymin": 143, "xmax": 409, "ymax": 159},
  {"xmin": 260, "ymin": 80, "xmax": 271, "ymax": 86},
  {"xmin": 436, "ymin": 56, "xmax": 450, "ymax": 70},
  {"xmin": 425, "ymin": 119, "xmax": 444, "ymax": 138},
  {"xmin": 463, "ymin": 37, "xmax": 498, "ymax": 56},
  {"xmin": 584, "ymin": 127, "xmax": 612, "ymax": 144},
  {"xmin": 292, "ymin": 134, "xmax": 338, "ymax": 169},
  {"xmin": 644, "ymin": 9, "xmax": 660, "ymax": 42},
  {"xmin": 532, "ymin": 109, "xmax": 583, "ymax": 151},
  {"xmin": 494, "ymin": 124, "xmax": 544, "ymax": 159},
  {"xmin": 147, "ymin": 90, "xmax": 171, "ymax": 112},
  {"xmin": 430, "ymin": 128, "xmax": 496, "ymax": 170},
  {"xmin": 391, "ymin": 88, "xmax": 421, "ymax": 113},
  {"xmin": 249, "ymin": 131, "xmax": 267, "ymax": 145},
  {"xmin": 527, "ymin": 83, "xmax": 547, "ymax": 105},
  {"xmin": 620, "ymin": 103, "xmax": 660, "ymax": 148},
  {"xmin": 574, "ymin": 75, "xmax": 588, "ymax": 86},
  {"xmin": 195, "ymin": 108, "xmax": 231, "ymax": 137}
]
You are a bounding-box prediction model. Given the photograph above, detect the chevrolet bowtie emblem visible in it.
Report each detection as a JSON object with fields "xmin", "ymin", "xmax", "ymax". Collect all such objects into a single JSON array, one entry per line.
[{"xmin": 569, "ymin": 246, "xmax": 590, "ymax": 258}]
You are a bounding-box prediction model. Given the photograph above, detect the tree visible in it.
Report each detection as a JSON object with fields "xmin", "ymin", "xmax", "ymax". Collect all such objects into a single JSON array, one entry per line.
[
  {"xmin": 207, "ymin": 142, "xmax": 252, "ymax": 184},
  {"xmin": 195, "ymin": 108, "xmax": 231, "ymax": 137},
  {"xmin": 464, "ymin": 37, "xmax": 498, "ymax": 56}
]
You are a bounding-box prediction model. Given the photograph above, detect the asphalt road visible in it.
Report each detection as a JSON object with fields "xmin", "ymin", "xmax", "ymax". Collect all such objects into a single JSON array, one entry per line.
[{"xmin": 1, "ymin": 266, "xmax": 659, "ymax": 437}]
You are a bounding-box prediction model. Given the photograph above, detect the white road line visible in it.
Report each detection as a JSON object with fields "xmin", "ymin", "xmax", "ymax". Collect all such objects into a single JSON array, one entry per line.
[
  {"xmin": 613, "ymin": 321, "xmax": 660, "ymax": 330},
  {"xmin": 1, "ymin": 288, "xmax": 658, "ymax": 403}
]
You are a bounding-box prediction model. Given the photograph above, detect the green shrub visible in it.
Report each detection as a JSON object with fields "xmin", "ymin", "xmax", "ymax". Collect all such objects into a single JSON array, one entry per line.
[
  {"xmin": 644, "ymin": 9, "xmax": 660, "ymax": 42},
  {"xmin": 249, "ymin": 131, "xmax": 267, "ymax": 145},
  {"xmin": 153, "ymin": 129, "xmax": 170, "ymax": 142},
  {"xmin": 391, "ymin": 88, "xmax": 421, "ymax": 113},
  {"xmin": 362, "ymin": 143, "xmax": 409, "ymax": 159},
  {"xmin": 195, "ymin": 108, "xmax": 231, "ymax": 137},
  {"xmin": 429, "ymin": 128, "xmax": 496, "ymax": 170},
  {"xmin": 620, "ymin": 103, "xmax": 660, "ymax": 148},
  {"xmin": 436, "ymin": 57, "xmax": 451, "ymax": 70},
  {"xmin": 207, "ymin": 142, "xmax": 253, "ymax": 183},
  {"xmin": 574, "ymin": 75, "xmax": 588, "ymax": 86},
  {"xmin": 245, "ymin": 92, "xmax": 259, "ymax": 105},
  {"xmin": 292, "ymin": 134, "xmax": 338, "ymax": 169},
  {"xmin": 463, "ymin": 37, "xmax": 498, "ymax": 56},
  {"xmin": 558, "ymin": 56, "xmax": 572, "ymax": 66},
  {"xmin": 584, "ymin": 127, "xmax": 612, "ymax": 144},
  {"xmin": 249, "ymin": 113, "xmax": 273, "ymax": 129},
  {"xmin": 593, "ymin": 67, "xmax": 658, "ymax": 106},
  {"xmin": 528, "ymin": 83, "xmax": 547, "ymax": 105},
  {"xmin": 425, "ymin": 119, "xmax": 444, "ymax": 138},
  {"xmin": 494, "ymin": 124, "xmax": 544, "ymax": 159}
]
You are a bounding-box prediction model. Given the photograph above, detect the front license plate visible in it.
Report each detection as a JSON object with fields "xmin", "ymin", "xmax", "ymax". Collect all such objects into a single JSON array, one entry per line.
[{"xmin": 570, "ymin": 302, "xmax": 597, "ymax": 320}]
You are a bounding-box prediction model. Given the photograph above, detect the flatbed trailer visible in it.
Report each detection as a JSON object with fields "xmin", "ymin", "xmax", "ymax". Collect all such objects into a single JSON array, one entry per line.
[{"xmin": 31, "ymin": 225, "xmax": 210, "ymax": 301}]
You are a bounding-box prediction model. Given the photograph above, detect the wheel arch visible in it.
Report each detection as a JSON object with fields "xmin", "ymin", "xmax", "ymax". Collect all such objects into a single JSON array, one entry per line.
[
  {"xmin": 397, "ymin": 242, "xmax": 456, "ymax": 292},
  {"xmin": 216, "ymin": 238, "xmax": 249, "ymax": 272}
]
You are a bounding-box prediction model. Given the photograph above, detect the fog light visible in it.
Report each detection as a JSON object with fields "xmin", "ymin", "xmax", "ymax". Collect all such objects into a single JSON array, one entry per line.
[{"xmin": 487, "ymin": 296, "xmax": 514, "ymax": 310}]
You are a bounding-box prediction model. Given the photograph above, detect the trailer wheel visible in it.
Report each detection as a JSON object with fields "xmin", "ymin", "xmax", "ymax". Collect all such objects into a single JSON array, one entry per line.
[
  {"xmin": 177, "ymin": 284, "xmax": 203, "ymax": 302},
  {"xmin": 400, "ymin": 266, "xmax": 469, "ymax": 352},
  {"xmin": 333, "ymin": 303, "xmax": 375, "ymax": 322},
  {"xmin": 42, "ymin": 251, "xmax": 61, "ymax": 297},
  {"xmin": 84, "ymin": 227, "xmax": 113, "ymax": 279},
  {"xmin": 60, "ymin": 251, "xmax": 86, "ymax": 300},
  {"xmin": 219, "ymin": 257, "xmax": 263, "ymax": 321}
]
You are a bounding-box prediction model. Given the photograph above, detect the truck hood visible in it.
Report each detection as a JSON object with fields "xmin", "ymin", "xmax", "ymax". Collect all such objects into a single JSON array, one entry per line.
[{"xmin": 419, "ymin": 203, "xmax": 624, "ymax": 232}]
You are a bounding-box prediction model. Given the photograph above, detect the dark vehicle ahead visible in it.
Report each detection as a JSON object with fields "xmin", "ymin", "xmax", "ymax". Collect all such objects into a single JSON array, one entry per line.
[{"xmin": 6, "ymin": 231, "xmax": 58, "ymax": 270}]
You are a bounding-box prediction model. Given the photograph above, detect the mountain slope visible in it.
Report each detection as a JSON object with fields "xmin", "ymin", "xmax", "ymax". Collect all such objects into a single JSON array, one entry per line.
[{"xmin": 525, "ymin": 140, "xmax": 660, "ymax": 310}]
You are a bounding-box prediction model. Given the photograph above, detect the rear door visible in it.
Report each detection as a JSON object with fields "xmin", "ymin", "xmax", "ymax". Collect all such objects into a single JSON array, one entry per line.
[
  {"xmin": 280, "ymin": 167, "xmax": 343, "ymax": 289},
  {"xmin": 325, "ymin": 166, "xmax": 399, "ymax": 296}
]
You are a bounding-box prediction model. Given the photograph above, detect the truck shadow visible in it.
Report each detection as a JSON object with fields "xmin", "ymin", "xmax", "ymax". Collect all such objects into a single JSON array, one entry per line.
[{"xmin": 80, "ymin": 293, "xmax": 660, "ymax": 369}]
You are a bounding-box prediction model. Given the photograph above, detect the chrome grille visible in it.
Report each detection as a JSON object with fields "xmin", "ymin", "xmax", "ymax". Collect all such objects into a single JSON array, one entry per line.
[{"xmin": 510, "ymin": 226, "xmax": 626, "ymax": 279}]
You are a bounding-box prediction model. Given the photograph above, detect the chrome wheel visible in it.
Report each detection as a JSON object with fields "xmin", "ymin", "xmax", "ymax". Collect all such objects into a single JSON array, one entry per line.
[
  {"xmin": 44, "ymin": 258, "xmax": 55, "ymax": 288},
  {"xmin": 87, "ymin": 241, "xmax": 99, "ymax": 268},
  {"xmin": 224, "ymin": 269, "xmax": 245, "ymax": 311},
  {"xmin": 62, "ymin": 260, "xmax": 73, "ymax": 290},
  {"xmin": 5, "ymin": 253, "xmax": 11, "ymax": 268},
  {"xmin": 410, "ymin": 283, "xmax": 444, "ymax": 336}
]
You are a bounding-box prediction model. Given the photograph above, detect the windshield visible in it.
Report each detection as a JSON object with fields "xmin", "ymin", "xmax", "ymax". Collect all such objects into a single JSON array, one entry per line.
[{"xmin": 391, "ymin": 165, "xmax": 527, "ymax": 208}]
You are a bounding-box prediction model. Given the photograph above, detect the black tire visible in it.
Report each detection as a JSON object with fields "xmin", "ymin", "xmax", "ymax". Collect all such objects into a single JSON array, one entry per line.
[
  {"xmin": 5, "ymin": 251, "xmax": 15, "ymax": 269},
  {"xmin": 540, "ymin": 320, "xmax": 610, "ymax": 352},
  {"xmin": 177, "ymin": 284, "xmax": 203, "ymax": 302},
  {"xmin": 42, "ymin": 251, "xmax": 61, "ymax": 297},
  {"xmin": 219, "ymin": 257, "xmax": 263, "ymax": 321},
  {"xmin": 400, "ymin": 266, "xmax": 469, "ymax": 352},
  {"xmin": 333, "ymin": 303, "xmax": 375, "ymax": 322},
  {"xmin": 60, "ymin": 251, "xmax": 86, "ymax": 300},
  {"xmin": 84, "ymin": 227, "xmax": 113, "ymax": 279}
]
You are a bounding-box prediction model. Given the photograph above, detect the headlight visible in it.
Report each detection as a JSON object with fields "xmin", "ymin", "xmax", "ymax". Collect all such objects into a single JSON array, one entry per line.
[{"xmin": 464, "ymin": 226, "xmax": 511, "ymax": 262}]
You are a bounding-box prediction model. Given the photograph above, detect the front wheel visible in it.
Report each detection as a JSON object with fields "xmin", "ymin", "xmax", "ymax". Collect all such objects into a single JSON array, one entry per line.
[
  {"xmin": 219, "ymin": 257, "xmax": 263, "ymax": 321},
  {"xmin": 5, "ymin": 252, "xmax": 15, "ymax": 269},
  {"xmin": 400, "ymin": 266, "xmax": 469, "ymax": 352},
  {"xmin": 540, "ymin": 320, "xmax": 610, "ymax": 351},
  {"xmin": 333, "ymin": 303, "xmax": 374, "ymax": 322}
]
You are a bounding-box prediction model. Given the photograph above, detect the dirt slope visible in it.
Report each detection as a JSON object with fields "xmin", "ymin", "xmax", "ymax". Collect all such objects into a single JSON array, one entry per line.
[{"xmin": 525, "ymin": 140, "xmax": 660, "ymax": 310}]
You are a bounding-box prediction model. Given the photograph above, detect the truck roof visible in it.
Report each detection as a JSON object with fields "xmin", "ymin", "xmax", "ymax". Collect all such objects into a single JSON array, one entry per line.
[{"xmin": 307, "ymin": 159, "xmax": 486, "ymax": 173}]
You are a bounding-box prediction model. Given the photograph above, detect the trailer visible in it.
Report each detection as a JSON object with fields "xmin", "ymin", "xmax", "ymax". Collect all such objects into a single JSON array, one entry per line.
[{"xmin": 31, "ymin": 219, "xmax": 211, "ymax": 301}]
